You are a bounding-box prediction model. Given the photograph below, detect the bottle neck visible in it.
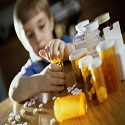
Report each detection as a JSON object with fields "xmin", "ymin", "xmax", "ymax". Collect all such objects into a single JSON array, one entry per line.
[{"xmin": 84, "ymin": 29, "xmax": 100, "ymax": 40}]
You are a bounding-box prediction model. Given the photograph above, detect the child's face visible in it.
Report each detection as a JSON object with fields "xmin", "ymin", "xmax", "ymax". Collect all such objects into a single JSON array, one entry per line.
[{"xmin": 23, "ymin": 11, "xmax": 54, "ymax": 57}]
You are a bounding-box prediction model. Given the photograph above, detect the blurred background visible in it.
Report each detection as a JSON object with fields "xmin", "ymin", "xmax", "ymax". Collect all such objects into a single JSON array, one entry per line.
[{"xmin": 0, "ymin": 0, "xmax": 125, "ymax": 102}]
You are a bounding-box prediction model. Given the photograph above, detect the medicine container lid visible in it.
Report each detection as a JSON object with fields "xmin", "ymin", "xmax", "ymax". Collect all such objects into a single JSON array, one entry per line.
[
  {"xmin": 96, "ymin": 39, "xmax": 114, "ymax": 52},
  {"xmin": 69, "ymin": 48, "xmax": 86, "ymax": 61},
  {"xmin": 75, "ymin": 20, "xmax": 89, "ymax": 31},
  {"xmin": 95, "ymin": 12, "xmax": 110, "ymax": 25},
  {"xmin": 78, "ymin": 55, "xmax": 93, "ymax": 68},
  {"xmin": 88, "ymin": 57, "xmax": 102, "ymax": 70},
  {"xmin": 85, "ymin": 20, "xmax": 99, "ymax": 32}
]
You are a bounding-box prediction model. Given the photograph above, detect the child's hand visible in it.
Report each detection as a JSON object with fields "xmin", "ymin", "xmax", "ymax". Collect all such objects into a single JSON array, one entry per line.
[
  {"xmin": 37, "ymin": 63, "xmax": 66, "ymax": 92},
  {"xmin": 39, "ymin": 39, "xmax": 66, "ymax": 61}
]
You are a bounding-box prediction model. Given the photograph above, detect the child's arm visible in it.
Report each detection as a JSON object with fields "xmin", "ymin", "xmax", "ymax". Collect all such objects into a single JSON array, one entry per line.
[
  {"xmin": 9, "ymin": 63, "xmax": 66, "ymax": 103},
  {"xmin": 39, "ymin": 39, "xmax": 75, "ymax": 61}
]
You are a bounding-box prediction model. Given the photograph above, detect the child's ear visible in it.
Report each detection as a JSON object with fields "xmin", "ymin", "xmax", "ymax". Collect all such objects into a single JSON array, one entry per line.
[{"xmin": 50, "ymin": 14, "xmax": 54, "ymax": 32}]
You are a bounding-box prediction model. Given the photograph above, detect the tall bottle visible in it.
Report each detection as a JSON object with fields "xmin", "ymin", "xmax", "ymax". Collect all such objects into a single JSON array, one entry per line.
[
  {"xmin": 96, "ymin": 39, "xmax": 121, "ymax": 93},
  {"xmin": 84, "ymin": 20, "xmax": 102, "ymax": 58},
  {"xmin": 73, "ymin": 20, "xmax": 89, "ymax": 50}
]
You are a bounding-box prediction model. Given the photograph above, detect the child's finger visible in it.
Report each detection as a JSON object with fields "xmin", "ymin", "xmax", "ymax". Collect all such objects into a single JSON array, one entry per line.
[
  {"xmin": 52, "ymin": 85, "xmax": 65, "ymax": 92},
  {"xmin": 58, "ymin": 42, "xmax": 65, "ymax": 59},
  {"xmin": 49, "ymin": 63, "xmax": 62, "ymax": 72},
  {"xmin": 39, "ymin": 49, "xmax": 51, "ymax": 61},
  {"xmin": 51, "ymin": 72, "xmax": 66, "ymax": 79}
]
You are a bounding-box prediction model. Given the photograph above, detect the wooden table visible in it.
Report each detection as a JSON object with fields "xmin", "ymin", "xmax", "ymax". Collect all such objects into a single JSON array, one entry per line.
[{"xmin": 0, "ymin": 61, "xmax": 125, "ymax": 125}]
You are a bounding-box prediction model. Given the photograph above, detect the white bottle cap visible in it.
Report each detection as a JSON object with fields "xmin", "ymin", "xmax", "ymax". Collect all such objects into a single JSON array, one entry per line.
[
  {"xmin": 95, "ymin": 12, "xmax": 110, "ymax": 25},
  {"xmin": 75, "ymin": 20, "xmax": 89, "ymax": 31},
  {"xmin": 85, "ymin": 20, "xmax": 99, "ymax": 32},
  {"xmin": 96, "ymin": 39, "xmax": 114, "ymax": 52},
  {"xmin": 78, "ymin": 55, "xmax": 93, "ymax": 68},
  {"xmin": 69, "ymin": 48, "xmax": 86, "ymax": 61},
  {"xmin": 88, "ymin": 57, "xmax": 102, "ymax": 70}
]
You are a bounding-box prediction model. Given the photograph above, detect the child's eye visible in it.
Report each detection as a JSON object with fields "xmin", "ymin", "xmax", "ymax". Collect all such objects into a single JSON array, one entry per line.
[
  {"xmin": 26, "ymin": 33, "xmax": 34, "ymax": 39},
  {"xmin": 40, "ymin": 24, "xmax": 45, "ymax": 29}
]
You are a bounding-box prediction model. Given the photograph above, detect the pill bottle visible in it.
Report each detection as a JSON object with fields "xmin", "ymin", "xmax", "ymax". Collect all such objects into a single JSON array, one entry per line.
[
  {"xmin": 95, "ymin": 12, "xmax": 110, "ymax": 37},
  {"xmin": 88, "ymin": 57, "xmax": 108, "ymax": 103},
  {"xmin": 96, "ymin": 39, "xmax": 121, "ymax": 93},
  {"xmin": 73, "ymin": 20, "xmax": 89, "ymax": 50},
  {"xmin": 73, "ymin": 20, "xmax": 89, "ymax": 42},
  {"xmin": 54, "ymin": 92, "xmax": 87, "ymax": 122},
  {"xmin": 51, "ymin": 52, "xmax": 64, "ymax": 72},
  {"xmin": 69, "ymin": 48, "xmax": 86, "ymax": 84},
  {"xmin": 78, "ymin": 55, "xmax": 96, "ymax": 101},
  {"xmin": 84, "ymin": 20, "xmax": 102, "ymax": 58}
]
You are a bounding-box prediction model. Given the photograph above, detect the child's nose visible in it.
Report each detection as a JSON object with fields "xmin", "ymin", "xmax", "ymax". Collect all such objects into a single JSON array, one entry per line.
[{"xmin": 35, "ymin": 31, "xmax": 42, "ymax": 43}]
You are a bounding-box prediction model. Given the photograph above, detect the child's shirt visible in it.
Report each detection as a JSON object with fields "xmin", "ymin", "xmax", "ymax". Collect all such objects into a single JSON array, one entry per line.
[{"xmin": 19, "ymin": 36, "xmax": 72, "ymax": 76}]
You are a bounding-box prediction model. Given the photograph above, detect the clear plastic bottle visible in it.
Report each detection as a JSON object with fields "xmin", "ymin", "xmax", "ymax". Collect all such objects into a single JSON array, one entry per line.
[
  {"xmin": 73, "ymin": 20, "xmax": 89, "ymax": 50},
  {"xmin": 88, "ymin": 57, "xmax": 108, "ymax": 103},
  {"xmin": 84, "ymin": 20, "xmax": 102, "ymax": 58},
  {"xmin": 73, "ymin": 20, "xmax": 89, "ymax": 41}
]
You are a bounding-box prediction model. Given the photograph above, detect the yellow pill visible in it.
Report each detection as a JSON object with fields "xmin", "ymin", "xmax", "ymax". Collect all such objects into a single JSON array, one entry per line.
[{"xmin": 97, "ymin": 86, "xmax": 108, "ymax": 103}]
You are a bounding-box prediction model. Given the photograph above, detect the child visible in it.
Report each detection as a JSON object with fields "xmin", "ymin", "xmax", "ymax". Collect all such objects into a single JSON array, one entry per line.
[{"xmin": 9, "ymin": 0, "xmax": 75, "ymax": 103}]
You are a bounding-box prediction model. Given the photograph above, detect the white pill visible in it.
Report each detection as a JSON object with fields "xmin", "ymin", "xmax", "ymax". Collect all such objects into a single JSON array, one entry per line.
[
  {"xmin": 11, "ymin": 120, "xmax": 16, "ymax": 125},
  {"xmin": 8, "ymin": 117, "xmax": 13, "ymax": 122},
  {"xmin": 20, "ymin": 109, "xmax": 25, "ymax": 115},
  {"xmin": 23, "ymin": 122, "xmax": 27, "ymax": 125},
  {"xmin": 67, "ymin": 87, "xmax": 70, "ymax": 90},
  {"xmin": 50, "ymin": 118, "xmax": 56, "ymax": 125},
  {"xmin": 9, "ymin": 112, "xmax": 16, "ymax": 118},
  {"xmin": 15, "ymin": 115, "xmax": 21, "ymax": 121},
  {"xmin": 52, "ymin": 96, "xmax": 56, "ymax": 101},
  {"xmin": 33, "ymin": 108, "xmax": 38, "ymax": 114},
  {"xmin": 73, "ymin": 83, "xmax": 76, "ymax": 88},
  {"xmin": 39, "ymin": 103, "xmax": 43, "ymax": 108},
  {"xmin": 24, "ymin": 101, "xmax": 29, "ymax": 108},
  {"xmin": 27, "ymin": 101, "xmax": 32, "ymax": 107}
]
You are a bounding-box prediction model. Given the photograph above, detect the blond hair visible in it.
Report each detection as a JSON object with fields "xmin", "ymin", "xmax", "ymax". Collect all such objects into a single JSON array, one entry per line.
[{"xmin": 14, "ymin": 0, "xmax": 51, "ymax": 25}]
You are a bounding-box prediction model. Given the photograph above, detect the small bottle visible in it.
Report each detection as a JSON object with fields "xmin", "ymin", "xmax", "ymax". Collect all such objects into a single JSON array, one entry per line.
[
  {"xmin": 96, "ymin": 39, "xmax": 121, "ymax": 93},
  {"xmin": 95, "ymin": 12, "xmax": 110, "ymax": 37},
  {"xmin": 54, "ymin": 92, "xmax": 87, "ymax": 122},
  {"xmin": 78, "ymin": 55, "xmax": 96, "ymax": 101},
  {"xmin": 51, "ymin": 52, "xmax": 64, "ymax": 72},
  {"xmin": 84, "ymin": 20, "xmax": 102, "ymax": 58},
  {"xmin": 88, "ymin": 57, "xmax": 108, "ymax": 103},
  {"xmin": 73, "ymin": 20, "xmax": 89, "ymax": 50},
  {"xmin": 69, "ymin": 48, "xmax": 86, "ymax": 84}
]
